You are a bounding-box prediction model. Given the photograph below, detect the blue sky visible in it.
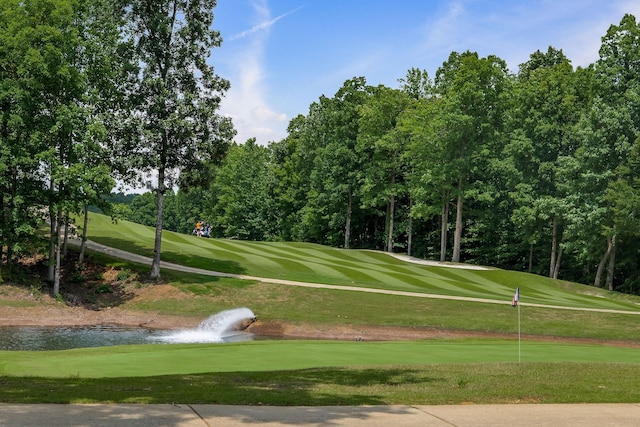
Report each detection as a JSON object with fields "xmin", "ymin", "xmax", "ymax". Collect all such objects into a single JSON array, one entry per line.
[{"xmin": 212, "ymin": 0, "xmax": 640, "ymax": 146}]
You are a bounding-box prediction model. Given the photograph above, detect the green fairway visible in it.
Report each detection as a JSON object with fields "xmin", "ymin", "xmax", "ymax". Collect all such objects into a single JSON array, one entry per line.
[
  {"xmin": 85, "ymin": 213, "xmax": 640, "ymax": 312},
  {"xmin": 1, "ymin": 339, "xmax": 638, "ymax": 378},
  {"xmin": 2, "ymin": 212, "xmax": 638, "ymax": 405},
  {"xmin": 1, "ymin": 340, "xmax": 639, "ymax": 405}
]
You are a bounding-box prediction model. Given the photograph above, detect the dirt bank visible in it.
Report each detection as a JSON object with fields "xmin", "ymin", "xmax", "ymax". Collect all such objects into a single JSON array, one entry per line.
[{"xmin": 2, "ymin": 282, "xmax": 639, "ymax": 347}]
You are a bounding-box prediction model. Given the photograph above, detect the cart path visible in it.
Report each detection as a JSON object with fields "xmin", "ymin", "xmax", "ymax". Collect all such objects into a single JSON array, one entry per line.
[{"xmin": 77, "ymin": 239, "xmax": 640, "ymax": 316}]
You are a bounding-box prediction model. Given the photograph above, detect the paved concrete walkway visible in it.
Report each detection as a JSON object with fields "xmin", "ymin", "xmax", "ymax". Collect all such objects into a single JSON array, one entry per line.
[{"xmin": 2, "ymin": 403, "xmax": 639, "ymax": 426}]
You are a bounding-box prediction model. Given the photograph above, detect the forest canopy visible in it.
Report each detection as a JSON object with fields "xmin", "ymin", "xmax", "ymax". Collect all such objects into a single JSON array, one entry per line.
[{"xmin": 2, "ymin": 1, "xmax": 640, "ymax": 295}]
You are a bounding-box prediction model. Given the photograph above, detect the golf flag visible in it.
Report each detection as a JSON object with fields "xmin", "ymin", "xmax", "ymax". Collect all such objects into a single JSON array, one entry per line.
[{"xmin": 511, "ymin": 287, "xmax": 519, "ymax": 307}]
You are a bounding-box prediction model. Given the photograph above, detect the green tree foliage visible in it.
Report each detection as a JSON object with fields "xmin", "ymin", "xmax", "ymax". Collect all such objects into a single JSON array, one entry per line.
[
  {"xmin": 0, "ymin": 0, "xmax": 45, "ymax": 264},
  {"xmin": 268, "ymin": 121, "xmax": 307, "ymax": 242},
  {"xmin": 210, "ymin": 140, "xmax": 277, "ymax": 241},
  {"xmin": 357, "ymin": 85, "xmax": 411, "ymax": 252},
  {"xmin": 506, "ymin": 47, "xmax": 591, "ymax": 278},
  {"xmin": 429, "ymin": 51, "xmax": 509, "ymax": 262},
  {"xmin": 306, "ymin": 78, "xmax": 373, "ymax": 249},
  {"xmin": 0, "ymin": 0, "xmax": 115, "ymax": 294},
  {"xmin": 117, "ymin": 0, "xmax": 234, "ymax": 278},
  {"xmin": 129, "ymin": 192, "xmax": 157, "ymax": 227}
]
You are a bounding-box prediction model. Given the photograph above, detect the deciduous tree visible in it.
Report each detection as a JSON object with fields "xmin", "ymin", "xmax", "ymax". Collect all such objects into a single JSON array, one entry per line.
[{"xmin": 118, "ymin": 0, "xmax": 234, "ymax": 278}]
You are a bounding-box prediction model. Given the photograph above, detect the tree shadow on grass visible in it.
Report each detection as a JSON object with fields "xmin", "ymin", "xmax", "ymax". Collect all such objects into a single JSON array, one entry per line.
[{"xmin": 0, "ymin": 368, "xmax": 444, "ymax": 424}]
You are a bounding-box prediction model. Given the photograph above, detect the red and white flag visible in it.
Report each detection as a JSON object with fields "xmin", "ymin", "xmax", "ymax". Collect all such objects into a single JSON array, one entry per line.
[{"xmin": 511, "ymin": 287, "xmax": 519, "ymax": 307}]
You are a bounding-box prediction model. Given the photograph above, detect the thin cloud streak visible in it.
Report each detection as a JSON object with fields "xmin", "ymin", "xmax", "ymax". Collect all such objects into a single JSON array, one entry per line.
[{"xmin": 229, "ymin": 5, "xmax": 305, "ymax": 41}]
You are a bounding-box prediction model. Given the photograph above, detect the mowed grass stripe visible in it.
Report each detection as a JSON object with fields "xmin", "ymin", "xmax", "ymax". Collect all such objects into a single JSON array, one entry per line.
[
  {"xmin": 84, "ymin": 213, "xmax": 640, "ymax": 312},
  {"xmin": 212, "ymin": 240, "xmax": 479, "ymax": 293},
  {"xmin": 84, "ymin": 215, "xmax": 507, "ymax": 294},
  {"xmin": 178, "ymin": 237, "xmax": 444, "ymax": 290},
  {"xmin": 2, "ymin": 340, "xmax": 639, "ymax": 378}
]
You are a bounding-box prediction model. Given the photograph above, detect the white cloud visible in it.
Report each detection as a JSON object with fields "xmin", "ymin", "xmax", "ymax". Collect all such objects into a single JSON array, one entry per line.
[
  {"xmin": 252, "ymin": 106, "xmax": 287, "ymax": 122},
  {"xmin": 229, "ymin": 5, "xmax": 305, "ymax": 41},
  {"xmin": 218, "ymin": 1, "xmax": 300, "ymax": 145},
  {"xmin": 416, "ymin": 0, "xmax": 639, "ymax": 74},
  {"xmin": 420, "ymin": 1, "xmax": 466, "ymax": 52}
]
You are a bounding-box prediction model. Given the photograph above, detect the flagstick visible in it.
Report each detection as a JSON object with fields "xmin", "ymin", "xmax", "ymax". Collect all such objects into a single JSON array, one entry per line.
[{"xmin": 517, "ymin": 303, "xmax": 521, "ymax": 363}]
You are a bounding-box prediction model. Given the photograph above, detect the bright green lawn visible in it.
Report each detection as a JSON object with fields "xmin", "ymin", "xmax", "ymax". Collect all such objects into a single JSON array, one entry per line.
[
  {"xmin": 1, "ymin": 340, "xmax": 638, "ymax": 378},
  {"xmin": 1, "ymin": 362, "xmax": 638, "ymax": 405},
  {"xmin": 85, "ymin": 213, "xmax": 640, "ymax": 312},
  {"xmin": 2, "ymin": 213, "xmax": 638, "ymax": 405}
]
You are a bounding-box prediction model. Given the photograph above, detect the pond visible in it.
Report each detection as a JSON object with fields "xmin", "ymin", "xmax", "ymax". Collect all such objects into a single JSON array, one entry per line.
[
  {"xmin": 0, "ymin": 325, "xmax": 255, "ymax": 351},
  {"xmin": 0, "ymin": 308, "xmax": 256, "ymax": 351}
]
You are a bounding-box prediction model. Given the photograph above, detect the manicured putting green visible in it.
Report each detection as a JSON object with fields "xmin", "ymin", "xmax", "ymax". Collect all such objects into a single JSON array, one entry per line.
[{"xmin": 2, "ymin": 339, "xmax": 638, "ymax": 378}]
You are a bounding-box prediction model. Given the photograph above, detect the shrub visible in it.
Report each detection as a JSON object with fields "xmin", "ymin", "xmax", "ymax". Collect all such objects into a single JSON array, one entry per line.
[
  {"xmin": 116, "ymin": 269, "xmax": 131, "ymax": 281},
  {"xmin": 95, "ymin": 284, "xmax": 113, "ymax": 294}
]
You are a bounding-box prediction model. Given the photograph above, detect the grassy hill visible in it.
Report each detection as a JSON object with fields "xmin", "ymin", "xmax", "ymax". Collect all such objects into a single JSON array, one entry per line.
[
  {"xmin": 76, "ymin": 212, "xmax": 640, "ymax": 341},
  {"xmin": 85, "ymin": 213, "xmax": 640, "ymax": 311},
  {"xmin": 0, "ymin": 212, "xmax": 639, "ymax": 405}
]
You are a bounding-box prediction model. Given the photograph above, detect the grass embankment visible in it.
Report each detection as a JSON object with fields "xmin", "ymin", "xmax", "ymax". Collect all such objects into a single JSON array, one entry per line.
[
  {"xmin": 85, "ymin": 213, "xmax": 639, "ymax": 311},
  {"xmin": 1, "ymin": 212, "xmax": 639, "ymax": 405}
]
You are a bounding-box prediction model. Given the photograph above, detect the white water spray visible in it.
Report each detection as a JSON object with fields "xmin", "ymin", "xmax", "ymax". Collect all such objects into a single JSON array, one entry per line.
[{"xmin": 154, "ymin": 307, "xmax": 256, "ymax": 344}]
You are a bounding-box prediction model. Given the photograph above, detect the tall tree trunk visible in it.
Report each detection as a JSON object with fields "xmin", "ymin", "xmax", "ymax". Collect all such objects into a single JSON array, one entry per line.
[
  {"xmin": 150, "ymin": 167, "xmax": 165, "ymax": 279},
  {"xmin": 440, "ymin": 193, "xmax": 449, "ymax": 262},
  {"xmin": 606, "ymin": 234, "xmax": 616, "ymax": 291},
  {"xmin": 550, "ymin": 218, "xmax": 564, "ymax": 280},
  {"xmin": 6, "ymin": 169, "xmax": 18, "ymax": 264},
  {"xmin": 79, "ymin": 203, "xmax": 89, "ymax": 264},
  {"xmin": 344, "ymin": 187, "xmax": 352, "ymax": 249},
  {"xmin": 47, "ymin": 192, "xmax": 56, "ymax": 283},
  {"xmin": 53, "ymin": 208, "xmax": 62, "ymax": 296},
  {"xmin": 552, "ymin": 245, "xmax": 563, "ymax": 279},
  {"xmin": 528, "ymin": 243, "xmax": 533, "ymax": 273},
  {"xmin": 407, "ymin": 198, "xmax": 413, "ymax": 257},
  {"xmin": 452, "ymin": 187, "xmax": 463, "ymax": 263},
  {"xmin": 549, "ymin": 215, "xmax": 558, "ymax": 278},
  {"xmin": 387, "ymin": 194, "xmax": 395, "ymax": 252},
  {"xmin": 62, "ymin": 213, "xmax": 69, "ymax": 257},
  {"xmin": 0, "ymin": 191, "xmax": 4, "ymax": 266},
  {"xmin": 594, "ymin": 237, "xmax": 613, "ymax": 287}
]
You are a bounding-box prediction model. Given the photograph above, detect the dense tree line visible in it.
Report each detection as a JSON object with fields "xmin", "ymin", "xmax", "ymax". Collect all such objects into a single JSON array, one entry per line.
[
  {"xmin": 1, "ymin": 0, "xmax": 231, "ymax": 287},
  {"xmin": 136, "ymin": 14, "xmax": 640, "ymax": 295},
  {"xmin": 3, "ymin": 1, "xmax": 640, "ymax": 295}
]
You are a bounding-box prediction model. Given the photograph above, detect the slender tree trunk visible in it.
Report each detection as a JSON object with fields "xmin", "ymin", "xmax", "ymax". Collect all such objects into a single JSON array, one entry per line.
[
  {"xmin": 6, "ymin": 170, "xmax": 18, "ymax": 264},
  {"xmin": 79, "ymin": 203, "xmax": 89, "ymax": 264},
  {"xmin": 407, "ymin": 198, "xmax": 413, "ymax": 257},
  {"xmin": 528, "ymin": 243, "xmax": 533, "ymax": 273},
  {"xmin": 606, "ymin": 234, "xmax": 616, "ymax": 291},
  {"xmin": 550, "ymin": 219, "xmax": 564, "ymax": 280},
  {"xmin": 62, "ymin": 213, "xmax": 69, "ymax": 257},
  {"xmin": 452, "ymin": 187, "xmax": 463, "ymax": 263},
  {"xmin": 594, "ymin": 237, "xmax": 613, "ymax": 288},
  {"xmin": 552, "ymin": 245, "xmax": 563, "ymax": 279},
  {"xmin": 53, "ymin": 208, "xmax": 62, "ymax": 296},
  {"xmin": 47, "ymin": 193, "xmax": 56, "ymax": 283},
  {"xmin": 387, "ymin": 194, "xmax": 395, "ymax": 252},
  {"xmin": 150, "ymin": 167, "xmax": 165, "ymax": 279},
  {"xmin": 344, "ymin": 187, "xmax": 352, "ymax": 249},
  {"xmin": 549, "ymin": 215, "xmax": 558, "ymax": 278},
  {"xmin": 0, "ymin": 192, "xmax": 4, "ymax": 266},
  {"xmin": 440, "ymin": 194, "xmax": 449, "ymax": 262}
]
